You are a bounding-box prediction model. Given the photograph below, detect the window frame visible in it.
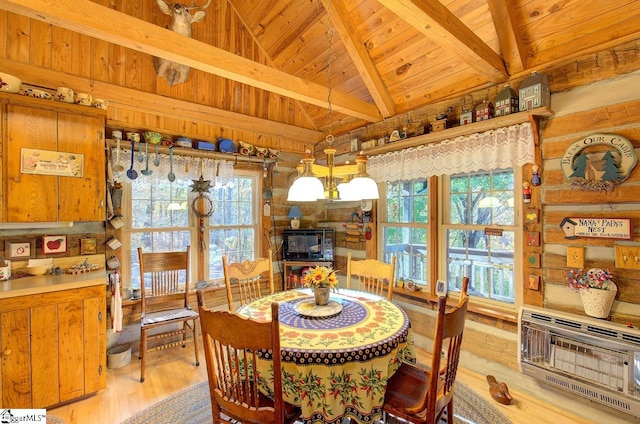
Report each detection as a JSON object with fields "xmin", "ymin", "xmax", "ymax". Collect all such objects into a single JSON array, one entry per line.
[
  {"xmin": 378, "ymin": 179, "xmax": 431, "ymax": 287},
  {"xmin": 439, "ymin": 168, "xmax": 523, "ymax": 312},
  {"xmin": 119, "ymin": 166, "xmax": 262, "ymax": 289},
  {"xmin": 376, "ymin": 170, "xmax": 523, "ymax": 312}
]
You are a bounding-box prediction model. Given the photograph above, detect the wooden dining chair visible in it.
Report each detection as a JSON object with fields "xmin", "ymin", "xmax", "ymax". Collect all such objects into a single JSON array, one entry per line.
[
  {"xmin": 382, "ymin": 277, "xmax": 469, "ymax": 424},
  {"xmin": 346, "ymin": 252, "xmax": 396, "ymax": 300},
  {"xmin": 196, "ymin": 292, "xmax": 301, "ymax": 424},
  {"xmin": 137, "ymin": 245, "xmax": 199, "ymax": 383},
  {"xmin": 223, "ymin": 249, "xmax": 274, "ymax": 312}
]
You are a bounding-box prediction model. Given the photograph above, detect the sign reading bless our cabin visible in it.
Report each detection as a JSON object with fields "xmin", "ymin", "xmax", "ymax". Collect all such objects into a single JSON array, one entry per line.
[{"xmin": 560, "ymin": 217, "xmax": 632, "ymax": 240}]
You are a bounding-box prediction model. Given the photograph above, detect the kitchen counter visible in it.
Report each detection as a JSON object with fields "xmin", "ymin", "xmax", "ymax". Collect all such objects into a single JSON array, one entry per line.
[{"xmin": 0, "ymin": 270, "xmax": 107, "ymax": 299}]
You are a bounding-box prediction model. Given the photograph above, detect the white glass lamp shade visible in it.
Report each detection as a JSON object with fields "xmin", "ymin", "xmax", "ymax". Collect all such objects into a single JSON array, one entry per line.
[
  {"xmin": 287, "ymin": 176, "xmax": 325, "ymax": 202},
  {"xmin": 337, "ymin": 180, "xmax": 361, "ymax": 201},
  {"xmin": 349, "ymin": 176, "xmax": 379, "ymax": 200}
]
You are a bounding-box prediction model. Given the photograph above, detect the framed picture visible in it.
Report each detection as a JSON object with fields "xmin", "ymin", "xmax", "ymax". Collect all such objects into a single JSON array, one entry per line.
[
  {"xmin": 5, "ymin": 239, "xmax": 36, "ymax": 259},
  {"xmin": 436, "ymin": 280, "xmax": 448, "ymax": 297},
  {"xmin": 80, "ymin": 237, "xmax": 97, "ymax": 255},
  {"xmin": 43, "ymin": 235, "xmax": 67, "ymax": 254}
]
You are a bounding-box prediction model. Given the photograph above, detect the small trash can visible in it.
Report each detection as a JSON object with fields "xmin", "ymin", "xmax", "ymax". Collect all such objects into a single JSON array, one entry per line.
[{"xmin": 107, "ymin": 345, "xmax": 132, "ymax": 369}]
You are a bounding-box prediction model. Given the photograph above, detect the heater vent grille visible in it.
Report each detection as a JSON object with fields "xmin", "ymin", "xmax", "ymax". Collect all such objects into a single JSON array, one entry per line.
[{"xmin": 519, "ymin": 306, "xmax": 640, "ymax": 418}]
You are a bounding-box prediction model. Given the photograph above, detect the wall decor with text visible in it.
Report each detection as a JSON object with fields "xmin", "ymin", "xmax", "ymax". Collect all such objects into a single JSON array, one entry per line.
[{"xmin": 560, "ymin": 217, "xmax": 632, "ymax": 240}]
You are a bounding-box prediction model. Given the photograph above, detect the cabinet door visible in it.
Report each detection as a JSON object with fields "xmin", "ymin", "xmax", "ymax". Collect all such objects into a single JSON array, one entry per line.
[
  {"xmin": 31, "ymin": 304, "xmax": 59, "ymax": 408},
  {"xmin": 83, "ymin": 293, "xmax": 107, "ymax": 393},
  {"xmin": 1, "ymin": 309, "xmax": 31, "ymax": 408},
  {"xmin": 58, "ymin": 113, "xmax": 106, "ymax": 222},
  {"xmin": 6, "ymin": 105, "xmax": 59, "ymax": 222},
  {"xmin": 58, "ymin": 300, "xmax": 85, "ymax": 403}
]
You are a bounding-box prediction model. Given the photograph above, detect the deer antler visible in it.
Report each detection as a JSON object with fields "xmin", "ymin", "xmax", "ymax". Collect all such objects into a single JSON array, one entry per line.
[{"xmin": 187, "ymin": 0, "xmax": 211, "ymax": 11}]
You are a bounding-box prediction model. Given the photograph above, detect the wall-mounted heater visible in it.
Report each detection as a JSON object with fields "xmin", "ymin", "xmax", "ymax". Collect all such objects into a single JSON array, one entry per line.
[{"xmin": 519, "ymin": 305, "xmax": 640, "ymax": 417}]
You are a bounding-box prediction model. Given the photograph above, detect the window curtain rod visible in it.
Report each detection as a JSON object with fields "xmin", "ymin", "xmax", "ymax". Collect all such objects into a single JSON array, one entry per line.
[{"xmin": 367, "ymin": 122, "xmax": 535, "ymax": 182}]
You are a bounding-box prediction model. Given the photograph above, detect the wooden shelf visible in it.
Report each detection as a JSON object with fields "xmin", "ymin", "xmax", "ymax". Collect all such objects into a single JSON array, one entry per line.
[
  {"xmin": 107, "ymin": 139, "xmax": 277, "ymax": 165},
  {"xmin": 363, "ymin": 107, "xmax": 553, "ymax": 155}
]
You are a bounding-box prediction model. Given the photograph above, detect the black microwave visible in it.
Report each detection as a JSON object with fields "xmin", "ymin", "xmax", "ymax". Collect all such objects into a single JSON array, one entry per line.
[{"xmin": 282, "ymin": 228, "xmax": 334, "ymax": 261}]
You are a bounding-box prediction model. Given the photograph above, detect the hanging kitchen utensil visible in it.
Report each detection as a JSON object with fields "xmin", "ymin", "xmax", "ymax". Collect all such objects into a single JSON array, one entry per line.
[
  {"xmin": 113, "ymin": 138, "xmax": 125, "ymax": 172},
  {"xmin": 137, "ymin": 141, "xmax": 144, "ymax": 162},
  {"xmin": 168, "ymin": 146, "xmax": 176, "ymax": 182},
  {"xmin": 126, "ymin": 140, "xmax": 138, "ymax": 180},
  {"xmin": 153, "ymin": 144, "xmax": 160, "ymax": 167},
  {"xmin": 141, "ymin": 142, "xmax": 153, "ymax": 176}
]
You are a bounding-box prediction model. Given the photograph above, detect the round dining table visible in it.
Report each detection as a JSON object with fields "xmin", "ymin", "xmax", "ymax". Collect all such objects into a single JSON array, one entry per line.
[{"xmin": 237, "ymin": 288, "xmax": 415, "ymax": 424}]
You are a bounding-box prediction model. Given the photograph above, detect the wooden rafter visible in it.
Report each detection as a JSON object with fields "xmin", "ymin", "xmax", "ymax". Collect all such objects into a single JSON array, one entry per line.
[
  {"xmin": 377, "ymin": 0, "xmax": 508, "ymax": 82},
  {"xmin": 322, "ymin": 0, "xmax": 396, "ymax": 118},
  {"xmin": 487, "ymin": 0, "xmax": 525, "ymax": 75},
  {"xmin": 0, "ymin": 0, "xmax": 382, "ymax": 122}
]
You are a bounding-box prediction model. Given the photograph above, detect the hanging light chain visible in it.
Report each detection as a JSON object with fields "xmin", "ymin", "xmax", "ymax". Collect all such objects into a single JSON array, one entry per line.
[{"xmin": 326, "ymin": 0, "xmax": 334, "ymax": 145}]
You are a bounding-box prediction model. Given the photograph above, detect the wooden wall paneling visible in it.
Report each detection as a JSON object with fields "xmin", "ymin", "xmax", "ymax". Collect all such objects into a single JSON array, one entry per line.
[
  {"xmin": 140, "ymin": 0, "xmax": 158, "ymax": 95},
  {"xmin": 72, "ymin": 31, "xmax": 92, "ymax": 78},
  {"xmin": 29, "ymin": 19, "xmax": 52, "ymax": 68},
  {"xmin": 124, "ymin": 0, "xmax": 143, "ymax": 91},
  {"xmin": 51, "ymin": 27, "xmax": 72, "ymax": 73},
  {"xmin": 6, "ymin": 12, "xmax": 29, "ymax": 63},
  {"xmin": 0, "ymin": 10, "xmax": 6, "ymax": 58}
]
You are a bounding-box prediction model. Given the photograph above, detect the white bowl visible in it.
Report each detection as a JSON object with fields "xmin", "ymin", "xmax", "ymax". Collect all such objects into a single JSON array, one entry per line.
[
  {"xmin": 26, "ymin": 265, "xmax": 50, "ymax": 276},
  {"xmin": 0, "ymin": 72, "xmax": 22, "ymax": 93}
]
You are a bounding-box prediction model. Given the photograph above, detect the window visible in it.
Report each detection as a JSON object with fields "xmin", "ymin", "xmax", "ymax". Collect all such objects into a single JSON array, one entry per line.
[
  {"xmin": 380, "ymin": 180, "xmax": 429, "ymax": 285},
  {"xmin": 442, "ymin": 169, "xmax": 520, "ymax": 306},
  {"xmin": 207, "ymin": 175, "xmax": 259, "ymax": 280},
  {"xmin": 128, "ymin": 177, "xmax": 192, "ymax": 289},
  {"xmin": 123, "ymin": 167, "xmax": 260, "ymax": 288}
]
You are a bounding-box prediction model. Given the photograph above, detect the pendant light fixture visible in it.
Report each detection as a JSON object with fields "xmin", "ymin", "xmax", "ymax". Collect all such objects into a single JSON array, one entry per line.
[{"xmin": 287, "ymin": 0, "xmax": 379, "ymax": 203}]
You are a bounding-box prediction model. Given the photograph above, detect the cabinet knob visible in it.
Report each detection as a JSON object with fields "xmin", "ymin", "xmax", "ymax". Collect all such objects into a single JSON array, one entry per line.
[
  {"xmin": 3, "ymin": 349, "xmax": 11, "ymax": 356},
  {"xmin": 12, "ymin": 176, "xmax": 20, "ymax": 183}
]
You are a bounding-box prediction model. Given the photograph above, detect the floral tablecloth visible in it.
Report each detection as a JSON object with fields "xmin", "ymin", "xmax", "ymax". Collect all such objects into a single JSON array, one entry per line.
[{"xmin": 237, "ymin": 288, "xmax": 415, "ymax": 424}]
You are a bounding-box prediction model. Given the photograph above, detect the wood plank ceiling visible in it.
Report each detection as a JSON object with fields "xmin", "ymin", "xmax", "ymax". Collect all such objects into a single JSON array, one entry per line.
[{"xmin": 1, "ymin": 0, "xmax": 640, "ymax": 145}]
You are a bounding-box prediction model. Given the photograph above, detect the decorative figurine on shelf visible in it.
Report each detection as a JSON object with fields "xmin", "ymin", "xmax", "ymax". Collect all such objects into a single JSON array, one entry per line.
[
  {"xmin": 531, "ymin": 164, "xmax": 541, "ymax": 186},
  {"xmin": 487, "ymin": 375, "xmax": 513, "ymax": 405},
  {"xmin": 523, "ymin": 182, "xmax": 532, "ymax": 203}
]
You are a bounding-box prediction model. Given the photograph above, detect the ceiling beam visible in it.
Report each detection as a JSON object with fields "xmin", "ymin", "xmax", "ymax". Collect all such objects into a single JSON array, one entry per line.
[
  {"xmin": 487, "ymin": 0, "xmax": 525, "ymax": 75},
  {"xmin": 322, "ymin": 0, "xmax": 396, "ymax": 118},
  {"xmin": 0, "ymin": 58, "xmax": 322, "ymax": 143},
  {"xmin": 378, "ymin": 0, "xmax": 509, "ymax": 83},
  {"xmin": 0, "ymin": 0, "xmax": 382, "ymax": 123}
]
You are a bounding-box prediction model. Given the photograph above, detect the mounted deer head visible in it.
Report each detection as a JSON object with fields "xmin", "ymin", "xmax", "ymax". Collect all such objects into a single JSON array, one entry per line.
[{"xmin": 154, "ymin": 0, "xmax": 211, "ymax": 86}]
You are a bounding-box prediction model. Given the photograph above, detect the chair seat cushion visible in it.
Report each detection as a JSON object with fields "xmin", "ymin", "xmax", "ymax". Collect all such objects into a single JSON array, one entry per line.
[
  {"xmin": 384, "ymin": 362, "xmax": 431, "ymax": 413},
  {"xmin": 142, "ymin": 308, "xmax": 198, "ymax": 326}
]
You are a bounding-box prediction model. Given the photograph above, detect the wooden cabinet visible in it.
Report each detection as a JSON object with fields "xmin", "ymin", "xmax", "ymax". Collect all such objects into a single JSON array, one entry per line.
[
  {"xmin": 2, "ymin": 96, "xmax": 106, "ymax": 222},
  {"xmin": 0, "ymin": 284, "xmax": 106, "ymax": 408}
]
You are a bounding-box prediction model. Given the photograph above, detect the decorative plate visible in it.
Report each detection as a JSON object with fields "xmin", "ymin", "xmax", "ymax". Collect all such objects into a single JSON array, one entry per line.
[{"xmin": 294, "ymin": 299, "xmax": 343, "ymax": 318}]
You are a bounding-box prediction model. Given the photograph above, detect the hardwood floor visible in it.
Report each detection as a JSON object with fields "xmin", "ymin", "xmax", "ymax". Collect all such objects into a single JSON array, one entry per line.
[{"xmin": 47, "ymin": 343, "xmax": 627, "ymax": 424}]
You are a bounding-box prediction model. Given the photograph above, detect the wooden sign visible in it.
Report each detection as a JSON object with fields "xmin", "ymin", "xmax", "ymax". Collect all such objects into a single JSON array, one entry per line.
[
  {"xmin": 21, "ymin": 148, "xmax": 84, "ymax": 177},
  {"xmin": 561, "ymin": 217, "xmax": 632, "ymax": 240}
]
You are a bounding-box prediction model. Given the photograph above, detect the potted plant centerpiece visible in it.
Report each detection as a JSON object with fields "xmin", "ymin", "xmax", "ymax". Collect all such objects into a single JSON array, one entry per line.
[
  {"xmin": 302, "ymin": 265, "xmax": 338, "ymax": 306},
  {"xmin": 566, "ymin": 268, "xmax": 617, "ymax": 318}
]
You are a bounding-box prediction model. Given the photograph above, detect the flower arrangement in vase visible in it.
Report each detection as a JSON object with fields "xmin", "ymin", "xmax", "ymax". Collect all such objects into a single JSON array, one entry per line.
[
  {"xmin": 302, "ymin": 265, "xmax": 338, "ymax": 306},
  {"xmin": 566, "ymin": 268, "xmax": 617, "ymax": 318}
]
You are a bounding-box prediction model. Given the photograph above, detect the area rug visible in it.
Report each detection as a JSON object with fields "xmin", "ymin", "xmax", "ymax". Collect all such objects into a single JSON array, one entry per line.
[{"xmin": 121, "ymin": 379, "xmax": 512, "ymax": 424}]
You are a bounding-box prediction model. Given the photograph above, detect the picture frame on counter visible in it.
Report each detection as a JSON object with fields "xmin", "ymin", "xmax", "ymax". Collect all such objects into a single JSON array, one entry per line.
[
  {"xmin": 43, "ymin": 235, "xmax": 67, "ymax": 254},
  {"xmin": 5, "ymin": 239, "xmax": 36, "ymax": 259}
]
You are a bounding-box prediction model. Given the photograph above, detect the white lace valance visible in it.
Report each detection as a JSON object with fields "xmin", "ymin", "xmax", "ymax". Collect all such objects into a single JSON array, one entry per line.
[{"xmin": 368, "ymin": 122, "xmax": 535, "ymax": 182}]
